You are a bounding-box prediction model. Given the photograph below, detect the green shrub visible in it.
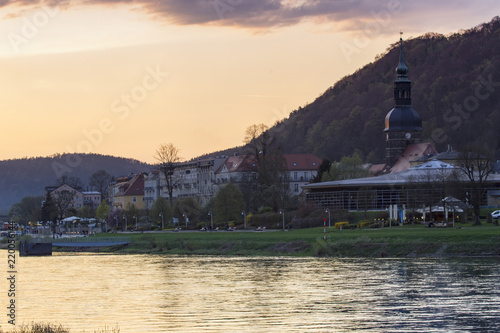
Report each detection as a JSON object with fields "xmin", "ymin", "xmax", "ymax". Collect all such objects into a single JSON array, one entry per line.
[
  {"xmin": 258, "ymin": 207, "xmax": 274, "ymax": 214},
  {"xmin": 248, "ymin": 211, "xmax": 286, "ymax": 229},
  {"xmin": 359, "ymin": 220, "xmax": 371, "ymax": 228},
  {"xmin": 292, "ymin": 217, "xmax": 324, "ymax": 229}
]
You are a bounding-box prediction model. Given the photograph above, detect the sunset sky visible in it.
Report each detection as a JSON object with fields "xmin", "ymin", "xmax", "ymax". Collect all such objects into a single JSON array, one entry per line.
[{"xmin": 1, "ymin": 0, "xmax": 499, "ymax": 164}]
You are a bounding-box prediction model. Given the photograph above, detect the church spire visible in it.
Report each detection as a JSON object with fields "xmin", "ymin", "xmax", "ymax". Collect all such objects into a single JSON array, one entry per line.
[
  {"xmin": 384, "ymin": 33, "xmax": 422, "ymax": 168},
  {"xmin": 396, "ymin": 33, "xmax": 409, "ymax": 79},
  {"xmin": 393, "ymin": 33, "xmax": 411, "ymax": 106}
]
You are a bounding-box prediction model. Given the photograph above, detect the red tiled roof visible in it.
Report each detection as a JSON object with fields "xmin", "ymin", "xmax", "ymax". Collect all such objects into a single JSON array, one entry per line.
[
  {"xmin": 390, "ymin": 143, "xmax": 438, "ymax": 173},
  {"xmin": 116, "ymin": 174, "xmax": 144, "ymax": 196},
  {"xmin": 283, "ymin": 154, "xmax": 322, "ymax": 171},
  {"xmin": 217, "ymin": 155, "xmax": 258, "ymax": 173}
]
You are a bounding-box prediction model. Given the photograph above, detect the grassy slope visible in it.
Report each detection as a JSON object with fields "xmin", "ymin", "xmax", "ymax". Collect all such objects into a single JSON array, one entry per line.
[{"xmin": 81, "ymin": 224, "xmax": 500, "ymax": 257}]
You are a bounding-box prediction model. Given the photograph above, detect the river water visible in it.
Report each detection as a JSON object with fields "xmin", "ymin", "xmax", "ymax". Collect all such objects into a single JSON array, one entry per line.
[{"xmin": 4, "ymin": 254, "xmax": 500, "ymax": 332}]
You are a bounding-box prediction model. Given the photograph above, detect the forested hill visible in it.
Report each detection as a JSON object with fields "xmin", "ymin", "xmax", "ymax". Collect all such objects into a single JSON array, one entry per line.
[
  {"xmin": 0, "ymin": 154, "xmax": 151, "ymax": 214},
  {"xmin": 272, "ymin": 17, "xmax": 500, "ymax": 164}
]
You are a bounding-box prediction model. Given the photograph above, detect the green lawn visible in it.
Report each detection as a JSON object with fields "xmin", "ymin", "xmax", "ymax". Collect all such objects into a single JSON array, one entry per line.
[{"xmin": 90, "ymin": 224, "xmax": 500, "ymax": 257}]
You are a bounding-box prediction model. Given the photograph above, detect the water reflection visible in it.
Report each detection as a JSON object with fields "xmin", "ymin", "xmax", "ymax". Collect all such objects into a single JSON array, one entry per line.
[{"xmin": 6, "ymin": 255, "xmax": 500, "ymax": 332}]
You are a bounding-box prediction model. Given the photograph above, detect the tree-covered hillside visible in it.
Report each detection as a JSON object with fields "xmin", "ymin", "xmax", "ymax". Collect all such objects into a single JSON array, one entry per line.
[
  {"xmin": 0, "ymin": 153, "xmax": 151, "ymax": 214},
  {"xmin": 273, "ymin": 17, "xmax": 500, "ymax": 163}
]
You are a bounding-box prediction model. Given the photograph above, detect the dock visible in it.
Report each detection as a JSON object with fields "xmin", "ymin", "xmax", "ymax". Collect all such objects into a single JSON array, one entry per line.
[{"xmin": 19, "ymin": 237, "xmax": 131, "ymax": 256}]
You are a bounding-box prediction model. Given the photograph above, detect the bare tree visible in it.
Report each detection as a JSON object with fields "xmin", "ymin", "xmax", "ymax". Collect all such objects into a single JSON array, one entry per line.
[
  {"xmin": 405, "ymin": 171, "xmax": 439, "ymax": 223},
  {"xmin": 53, "ymin": 189, "xmax": 76, "ymax": 220},
  {"xmin": 458, "ymin": 146, "xmax": 494, "ymax": 225},
  {"xmin": 56, "ymin": 175, "xmax": 83, "ymax": 189},
  {"xmin": 89, "ymin": 170, "xmax": 113, "ymax": 204},
  {"xmin": 154, "ymin": 143, "xmax": 182, "ymax": 206},
  {"xmin": 259, "ymin": 150, "xmax": 290, "ymax": 210},
  {"xmin": 244, "ymin": 123, "xmax": 274, "ymax": 159}
]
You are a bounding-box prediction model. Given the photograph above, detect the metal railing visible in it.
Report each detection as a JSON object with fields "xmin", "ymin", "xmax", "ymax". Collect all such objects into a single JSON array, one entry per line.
[{"xmin": 26, "ymin": 237, "xmax": 130, "ymax": 244}]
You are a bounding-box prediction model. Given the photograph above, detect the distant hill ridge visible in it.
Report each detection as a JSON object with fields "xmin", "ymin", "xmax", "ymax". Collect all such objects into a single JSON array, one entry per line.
[{"xmin": 0, "ymin": 153, "xmax": 151, "ymax": 213}]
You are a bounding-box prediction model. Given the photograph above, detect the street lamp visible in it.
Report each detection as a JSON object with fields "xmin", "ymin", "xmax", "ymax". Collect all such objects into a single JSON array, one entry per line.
[
  {"xmin": 325, "ymin": 208, "xmax": 331, "ymax": 228},
  {"xmin": 159, "ymin": 212, "xmax": 164, "ymax": 230},
  {"xmin": 182, "ymin": 213, "xmax": 188, "ymax": 228},
  {"xmin": 241, "ymin": 210, "xmax": 246, "ymax": 229},
  {"xmin": 208, "ymin": 211, "xmax": 213, "ymax": 231},
  {"xmin": 123, "ymin": 216, "xmax": 127, "ymax": 232},
  {"xmin": 134, "ymin": 215, "xmax": 137, "ymax": 230},
  {"xmin": 279, "ymin": 209, "xmax": 285, "ymax": 230}
]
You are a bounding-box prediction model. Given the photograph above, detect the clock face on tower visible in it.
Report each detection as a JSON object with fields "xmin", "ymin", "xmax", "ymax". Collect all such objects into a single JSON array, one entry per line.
[{"xmin": 405, "ymin": 132, "xmax": 411, "ymax": 139}]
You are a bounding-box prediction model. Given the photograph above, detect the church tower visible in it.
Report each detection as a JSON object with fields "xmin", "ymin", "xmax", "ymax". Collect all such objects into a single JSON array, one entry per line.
[{"xmin": 384, "ymin": 36, "xmax": 422, "ymax": 167}]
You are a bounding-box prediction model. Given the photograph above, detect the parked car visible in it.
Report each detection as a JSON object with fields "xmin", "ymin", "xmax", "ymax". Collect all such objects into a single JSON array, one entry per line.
[{"xmin": 491, "ymin": 210, "xmax": 500, "ymax": 219}]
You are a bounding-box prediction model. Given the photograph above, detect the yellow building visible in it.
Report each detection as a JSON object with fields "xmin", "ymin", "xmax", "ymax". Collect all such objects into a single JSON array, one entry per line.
[{"xmin": 112, "ymin": 173, "xmax": 145, "ymax": 210}]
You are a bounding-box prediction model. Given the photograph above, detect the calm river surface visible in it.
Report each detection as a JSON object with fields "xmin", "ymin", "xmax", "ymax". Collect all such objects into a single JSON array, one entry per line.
[{"xmin": 4, "ymin": 254, "xmax": 500, "ymax": 332}]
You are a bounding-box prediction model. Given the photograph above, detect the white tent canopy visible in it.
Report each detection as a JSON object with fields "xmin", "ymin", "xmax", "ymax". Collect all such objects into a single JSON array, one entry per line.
[{"xmin": 61, "ymin": 216, "xmax": 80, "ymax": 222}]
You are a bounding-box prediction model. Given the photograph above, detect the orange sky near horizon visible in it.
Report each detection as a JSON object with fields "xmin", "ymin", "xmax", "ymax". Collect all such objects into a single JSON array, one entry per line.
[{"xmin": 1, "ymin": 0, "xmax": 498, "ymax": 164}]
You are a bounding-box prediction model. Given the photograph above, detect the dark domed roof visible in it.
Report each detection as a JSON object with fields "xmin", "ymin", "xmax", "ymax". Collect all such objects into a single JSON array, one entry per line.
[{"xmin": 384, "ymin": 107, "xmax": 423, "ymax": 132}]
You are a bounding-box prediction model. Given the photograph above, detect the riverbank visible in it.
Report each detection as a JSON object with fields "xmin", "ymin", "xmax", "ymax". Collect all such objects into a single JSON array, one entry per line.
[{"xmin": 51, "ymin": 225, "xmax": 500, "ymax": 257}]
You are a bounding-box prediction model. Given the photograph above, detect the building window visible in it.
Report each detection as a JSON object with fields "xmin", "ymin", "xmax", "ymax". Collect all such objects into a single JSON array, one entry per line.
[
  {"xmin": 304, "ymin": 172, "xmax": 309, "ymax": 180},
  {"xmin": 294, "ymin": 184, "xmax": 299, "ymax": 192},
  {"xmin": 294, "ymin": 172, "xmax": 298, "ymax": 181},
  {"xmin": 133, "ymin": 197, "xmax": 137, "ymax": 203}
]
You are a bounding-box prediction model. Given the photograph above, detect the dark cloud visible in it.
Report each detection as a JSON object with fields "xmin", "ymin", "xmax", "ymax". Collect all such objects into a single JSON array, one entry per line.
[
  {"xmin": 2, "ymin": 0, "xmax": 498, "ymax": 32},
  {"xmin": 136, "ymin": 0, "xmax": 383, "ymax": 28},
  {"xmin": 1, "ymin": 0, "xmax": 391, "ymax": 28}
]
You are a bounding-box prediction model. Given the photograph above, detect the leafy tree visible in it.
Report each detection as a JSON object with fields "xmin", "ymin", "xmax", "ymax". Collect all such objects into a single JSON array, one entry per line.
[
  {"xmin": 154, "ymin": 143, "xmax": 182, "ymax": 206},
  {"xmin": 89, "ymin": 170, "xmax": 113, "ymax": 204},
  {"xmin": 95, "ymin": 200, "xmax": 111, "ymax": 221},
  {"xmin": 322, "ymin": 152, "xmax": 368, "ymax": 181},
  {"xmin": 305, "ymin": 120, "xmax": 326, "ymax": 156},
  {"xmin": 9, "ymin": 196, "xmax": 43, "ymax": 224},
  {"xmin": 41, "ymin": 193, "xmax": 58, "ymax": 223},
  {"xmin": 173, "ymin": 198, "xmax": 202, "ymax": 228},
  {"xmin": 214, "ymin": 182, "xmax": 244, "ymax": 225},
  {"xmin": 77, "ymin": 205, "xmax": 94, "ymax": 219},
  {"xmin": 311, "ymin": 159, "xmax": 331, "ymax": 183},
  {"xmin": 149, "ymin": 197, "xmax": 173, "ymax": 229},
  {"xmin": 122, "ymin": 203, "xmax": 140, "ymax": 230}
]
